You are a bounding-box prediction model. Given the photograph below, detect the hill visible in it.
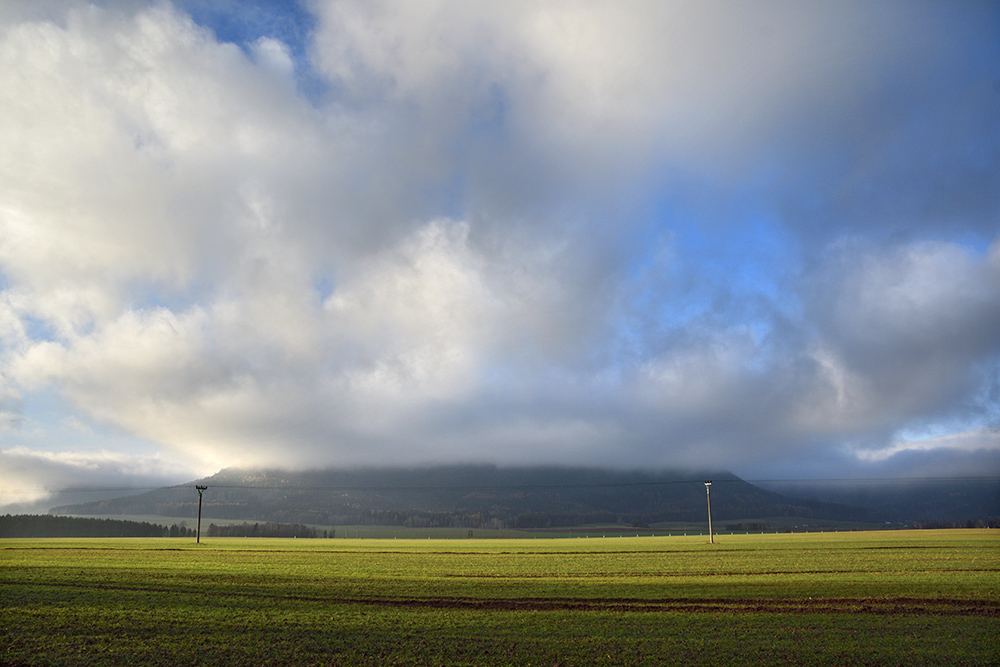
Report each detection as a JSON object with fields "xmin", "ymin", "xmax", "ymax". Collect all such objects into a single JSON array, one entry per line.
[
  {"xmin": 51, "ymin": 465, "xmax": 878, "ymax": 529},
  {"xmin": 757, "ymin": 478, "xmax": 999, "ymax": 525}
]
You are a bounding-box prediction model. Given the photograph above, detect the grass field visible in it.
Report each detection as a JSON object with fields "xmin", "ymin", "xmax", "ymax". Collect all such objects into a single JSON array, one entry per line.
[{"xmin": 2, "ymin": 530, "xmax": 997, "ymax": 665}]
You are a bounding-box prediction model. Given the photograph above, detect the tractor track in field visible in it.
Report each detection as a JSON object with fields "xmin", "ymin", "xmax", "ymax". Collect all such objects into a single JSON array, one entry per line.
[
  {"xmin": 362, "ymin": 596, "xmax": 1000, "ymax": 616},
  {"xmin": 18, "ymin": 580, "xmax": 1000, "ymax": 616}
]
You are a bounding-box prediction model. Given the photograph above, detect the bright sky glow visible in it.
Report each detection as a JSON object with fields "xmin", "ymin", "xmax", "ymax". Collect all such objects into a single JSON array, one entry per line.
[{"xmin": 1, "ymin": 0, "xmax": 998, "ymax": 510}]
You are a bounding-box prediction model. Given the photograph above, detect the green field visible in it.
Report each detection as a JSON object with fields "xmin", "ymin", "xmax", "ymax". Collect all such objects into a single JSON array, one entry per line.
[{"xmin": 2, "ymin": 530, "xmax": 997, "ymax": 665}]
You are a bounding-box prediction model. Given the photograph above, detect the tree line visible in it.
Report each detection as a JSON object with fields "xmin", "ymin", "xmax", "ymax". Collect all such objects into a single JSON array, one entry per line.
[
  {"xmin": 205, "ymin": 522, "xmax": 324, "ymax": 538},
  {"xmin": 914, "ymin": 519, "xmax": 998, "ymax": 529},
  {"xmin": 0, "ymin": 514, "xmax": 194, "ymax": 538}
]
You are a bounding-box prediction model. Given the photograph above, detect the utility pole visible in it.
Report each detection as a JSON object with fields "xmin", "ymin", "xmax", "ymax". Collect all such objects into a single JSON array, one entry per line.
[
  {"xmin": 704, "ymin": 481, "xmax": 713, "ymax": 544},
  {"xmin": 195, "ymin": 486, "xmax": 207, "ymax": 544}
]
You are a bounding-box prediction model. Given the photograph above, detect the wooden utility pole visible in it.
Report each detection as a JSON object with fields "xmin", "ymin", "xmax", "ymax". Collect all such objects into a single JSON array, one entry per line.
[
  {"xmin": 704, "ymin": 481, "xmax": 714, "ymax": 544},
  {"xmin": 195, "ymin": 486, "xmax": 207, "ymax": 544}
]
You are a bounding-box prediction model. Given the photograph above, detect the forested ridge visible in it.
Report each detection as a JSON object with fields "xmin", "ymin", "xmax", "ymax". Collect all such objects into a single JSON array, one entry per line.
[
  {"xmin": 48, "ymin": 466, "xmax": 997, "ymax": 529},
  {"xmin": 51, "ymin": 465, "xmax": 884, "ymax": 529}
]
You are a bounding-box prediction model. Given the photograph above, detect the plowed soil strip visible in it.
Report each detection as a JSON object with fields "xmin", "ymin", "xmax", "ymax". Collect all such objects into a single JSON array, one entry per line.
[
  {"xmin": 370, "ymin": 596, "xmax": 999, "ymax": 616},
  {"xmin": 18, "ymin": 581, "xmax": 999, "ymax": 616}
]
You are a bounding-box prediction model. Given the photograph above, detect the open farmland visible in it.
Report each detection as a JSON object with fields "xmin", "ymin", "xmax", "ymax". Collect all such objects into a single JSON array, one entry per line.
[{"xmin": 2, "ymin": 530, "xmax": 997, "ymax": 666}]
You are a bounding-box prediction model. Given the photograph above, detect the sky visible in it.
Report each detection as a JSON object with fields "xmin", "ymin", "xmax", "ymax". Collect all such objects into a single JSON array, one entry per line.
[{"xmin": 1, "ymin": 0, "xmax": 999, "ymax": 512}]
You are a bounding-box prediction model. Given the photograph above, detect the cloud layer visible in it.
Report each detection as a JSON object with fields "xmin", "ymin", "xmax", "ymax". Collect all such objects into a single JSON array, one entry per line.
[{"xmin": 1, "ymin": 1, "xmax": 998, "ymax": 506}]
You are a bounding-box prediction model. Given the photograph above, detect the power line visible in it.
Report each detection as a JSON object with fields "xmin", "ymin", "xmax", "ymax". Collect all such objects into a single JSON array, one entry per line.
[
  {"xmin": 199, "ymin": 476, "xmax": 1000, "ymax": 491},
  {"xmin": 745, "ymin": 477, "xmax": 1000, "ymax": 484},
  {"xmin": 3, "ymin": 475, "xmax": 997, "ymax": 497}
]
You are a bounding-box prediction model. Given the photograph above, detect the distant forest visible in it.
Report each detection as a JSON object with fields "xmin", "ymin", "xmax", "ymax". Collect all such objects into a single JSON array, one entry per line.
[
  {"xmin": 0, "ymin": 514, "xmax": 194, "ymax": 538},
  {"xmin": 206, "ymin": 522, "xmax": 325, "ymax": 538},
  {"xmin": 0, "ymin": 514, "xmax": 329, "ymax": 539}
]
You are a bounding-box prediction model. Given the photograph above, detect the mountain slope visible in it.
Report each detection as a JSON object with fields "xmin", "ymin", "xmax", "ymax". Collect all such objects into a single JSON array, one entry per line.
[
  {"xmin": 51, "ymin": 465, "xmax": 877, "ymax": 528},
  {"xmin": 757, "ymin": 478, "xmax": 999, "ymax": 524}
]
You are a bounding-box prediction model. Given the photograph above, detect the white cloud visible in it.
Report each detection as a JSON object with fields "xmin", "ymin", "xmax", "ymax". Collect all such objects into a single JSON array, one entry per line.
[
  {"xmin": 830, "ymin": 241, "xmax": 1000, "ymax": 355},
  {"xmin": 803, "ymin": 238, "xmax": 1000, "ymax": 430},
  {"xmin": 0, "ymin": 1, "xmax": 996, "ymax": 484},
  {"xmin": 326, "ymin": 221, "xmax": 496, "ymax": 397},
  {"xmin": 636, "ymin": 329, "xmax": 760, "ymax": 416},
  {"xmin": 310, "ymin": 0, "xmax": 958, "ymax": 181},
  {"xmin": 252, "ymin": 36, "xmax": 294, "ymax": 78},
  {"xmin": 0, "ymin": 446, "xmax": 198, "ymax": 512},
  {"xmin": 855, "ymin": 427, "xmax": 1000, "ymax": 464}
]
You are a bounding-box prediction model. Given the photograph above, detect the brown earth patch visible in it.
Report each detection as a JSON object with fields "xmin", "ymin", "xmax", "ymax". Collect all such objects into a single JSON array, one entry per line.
[
  {"xmin": 353, "ymin": 595, "xmax": 999, "ymax": 616},
  {"xmin": 22, "ymin": 581, "xmax": 999, "ymax": 616}
]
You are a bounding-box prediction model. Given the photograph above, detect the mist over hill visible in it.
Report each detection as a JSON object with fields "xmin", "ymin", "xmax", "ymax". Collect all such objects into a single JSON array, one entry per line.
[
  {"xmin": 51, "ymin": 465, "xmax": 881, "ymax": 529},
  {"xmin": 757, "ymin": 478, "xmax": 999, "ymax": 525}
]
